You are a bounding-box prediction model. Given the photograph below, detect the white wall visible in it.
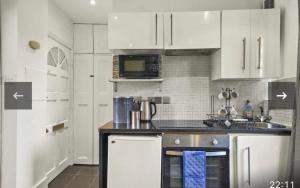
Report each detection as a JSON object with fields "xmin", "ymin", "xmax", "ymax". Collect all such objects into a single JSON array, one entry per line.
[
  {"xmin": 112, "ymin": 0, "xmax": 263, "ymax": 12},
  {"xmin": 1, "ymin": 0, "xmax": 19, "ymax": 187},
  {"xmin": 276, "ymin": 0, "xmax": 299, "ymax": 79},
  {"xmin": 2, "ymin": 0, "xmax": 73, "ymax": 188},
  {"xmin": 48, "ymin": 1, "xmax": 73, "ymax": 49},
  {"xmin": 1, "ymin": 0, "xmax": 48, "ymax": 188}
]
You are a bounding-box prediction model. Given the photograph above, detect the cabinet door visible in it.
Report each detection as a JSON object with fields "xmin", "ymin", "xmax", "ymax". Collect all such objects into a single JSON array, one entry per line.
[
  {"xmin": 164, "ymin": 11, "xmax": 221, "ymax": 49},
  {"xmin": 221, "ymin": 10, "xmax": 251, "ymax": 79},
  {"xmin": 93, "ymin": 55, "xmax": 113, "ymax": 164},
  {"xmin": 74, "ymin": 54, "xmax": 94, "ymax": 164},
  {"xmin": 108, "ymin": 136, "xmax": 162, "ymax": 188},
  {"xmin": 250, "ymin": 9, "xmax": 280, "ymax": 78},
  {"xmin": 74, "ymin": 24, "xmax": 93, "ymax": 53},
  {"xmin": 94, "ymin": 25, "xmax": 110, "ymax": 54},
  {"xmin": 236, "ymin": 136, "xmax": 290, "ymax": 188},
  {"xmin": 108, "ymin": 12, "xmax": 164, "ymax": 49}
]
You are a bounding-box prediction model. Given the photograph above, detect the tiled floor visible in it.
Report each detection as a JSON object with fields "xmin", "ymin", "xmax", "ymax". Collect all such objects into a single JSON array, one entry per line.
[{"xmin": 49, "ymin": 165, "xmax": 99, "ymax": 188}]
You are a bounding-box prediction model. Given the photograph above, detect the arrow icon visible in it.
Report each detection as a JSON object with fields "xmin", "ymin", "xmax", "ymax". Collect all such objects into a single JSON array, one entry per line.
[
  {"xmin": 13, "ymin": 92, "xmax": 24, "ymax": 100},
  {"xmin": 276, "ymin": 92, "xmax": 287, "ymax": 100}
]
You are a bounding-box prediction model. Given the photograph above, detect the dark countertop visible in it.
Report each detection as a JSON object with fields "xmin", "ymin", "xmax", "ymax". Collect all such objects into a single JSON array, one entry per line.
[{"xmin": 99, "ymin": 120, "xmax": 292, "ymax": 135}]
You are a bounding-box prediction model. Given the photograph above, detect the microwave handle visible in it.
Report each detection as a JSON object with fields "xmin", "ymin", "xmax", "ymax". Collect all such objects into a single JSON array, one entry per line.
[{"xmin": 165, "ymin": 150, "xmax": 227, "ymax": 157}]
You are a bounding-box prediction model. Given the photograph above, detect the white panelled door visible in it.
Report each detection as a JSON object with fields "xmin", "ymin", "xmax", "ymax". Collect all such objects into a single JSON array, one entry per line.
[
  {"xmin": 46, "ymin": 38, "xmax": 71, "ymax": 181},
  {"xmin": 74, "ymin": 54, "xmax": 94, "ymax": 164},
  {"xmin": 93, "ymin": 54, "xmax": 113, "ymax": 164}
]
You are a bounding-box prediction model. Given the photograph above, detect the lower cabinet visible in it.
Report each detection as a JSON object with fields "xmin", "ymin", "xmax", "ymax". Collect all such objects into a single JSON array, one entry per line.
[{"xmin": 230, "ymin": 135, "xmax": 290, "ymax": 188}]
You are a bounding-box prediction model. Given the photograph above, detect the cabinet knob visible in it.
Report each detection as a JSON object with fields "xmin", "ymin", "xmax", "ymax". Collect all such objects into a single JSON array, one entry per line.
[
  {"xmin": 212, "ymin": 139, "xmax": 218, "ymax": 146},
  {"xmin": 90, "ymin": 75, "xmax": 94, "ymax": 77},
  {"xmin": 174, "ymin": 138, "xmax": 181, "ymax": 145}
]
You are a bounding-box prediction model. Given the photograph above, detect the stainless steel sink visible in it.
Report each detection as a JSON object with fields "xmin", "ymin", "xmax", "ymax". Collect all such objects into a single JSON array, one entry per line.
[{"xmin": 255, "ymin": 122, "xmax": 287, "ymax": 129}]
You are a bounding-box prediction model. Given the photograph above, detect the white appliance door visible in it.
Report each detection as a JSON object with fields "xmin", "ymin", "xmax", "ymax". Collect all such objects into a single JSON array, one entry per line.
[{"xmin": 107, "ymin": 135, "xmax": 162, "ymax": 188}]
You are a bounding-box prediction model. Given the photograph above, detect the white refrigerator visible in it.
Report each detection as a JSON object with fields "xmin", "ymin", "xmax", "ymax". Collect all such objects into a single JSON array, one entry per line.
[{"xmin": 107, "ymin": 135, "xmax": 162, "ymax": 188}]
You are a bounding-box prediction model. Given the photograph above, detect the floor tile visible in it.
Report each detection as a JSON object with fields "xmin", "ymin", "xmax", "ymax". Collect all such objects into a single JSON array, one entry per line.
[
  {"xmin": 49, "ymin": 174, "xmax": 74, "ymax": 188},
  {"xmin": 78, "ymin": 166, "xmax": 99, "ymax": 176},
  {"xmin": 61, "ymin": 165, "xmax": 81, "ymax": 175},
  {"xmin": 49, "ymin": 165, "xmax": 99, "ymax": 188},
  {"xmin": 66, "ymin": 175, "xmax": 95, "ymax": 188}
]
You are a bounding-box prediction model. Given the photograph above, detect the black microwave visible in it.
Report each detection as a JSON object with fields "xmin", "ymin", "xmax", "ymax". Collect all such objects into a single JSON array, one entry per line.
[{"xmin": 118, "ymin": 54, "xmax": 161, "ymax": 79}]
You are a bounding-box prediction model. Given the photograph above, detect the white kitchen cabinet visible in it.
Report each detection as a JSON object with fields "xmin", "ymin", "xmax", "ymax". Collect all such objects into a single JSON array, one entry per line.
[
  {"xmin": 212, "ymin": 10, "xmax": 251, "ymax": 80},
  {"xmin": 74, "ymin": 24, "xmax": 93, "ymax": 53},
  {"xmin": 107, "ymin": 135, "xmax": 162, "ymax": 188},
  {"xmin": 94, "ymin": 25, "xmax": 110, "ymax": 54},
  {"xmin": 164, "ymin": 11, "xmax": 221, "ymax": 49},
  {"xmin": 74, "ymin": 54, "xmax": 113, "ymax": 165},
  {"xmin": 108, "ymin": 12, "xmax": 164, "ymax": 49},
  {"xmin": 232, "ymin": 135, "xmax": 290, "ymax": 188},
  {"xmin": 211, "ymin": 9, "xmax": 280, "ymax": 80},
  {"xmin": 93, "ymin": 54, "xmax": 113, "ymax": 164},
  {"xmin": 250, "ymin": 9, "xmax": 280, "ymax": 78},
  {"xmin": 74, "ymin": 54, "xmax": 94, "ymax": 164}
]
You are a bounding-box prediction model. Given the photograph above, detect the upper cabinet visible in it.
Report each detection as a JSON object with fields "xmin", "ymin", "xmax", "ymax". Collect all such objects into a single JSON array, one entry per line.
[
  {"xmin": 94, "ymin": 25, "xmax": 110, "ymax": 54},
  {"xmin": 108, "ymin": 12, "xmax": 164, "ymax": 49},
  {"xmin": 250, "ymin": 9, "xmax": 281, "ymax": 78},
  {"xmin": 212, "ymin": 9, "xmax": 280, "ymax": 80},
  {"xmin": 164, "ymin": 11, "xmax": 221, "ymax": 49},
  {"xmin": 74, "ymin": 24, "xmax": 94, "ymax": 53},
  {"xmin": 108, "ymin": 11, "xmax": 221, "ymax": 50}
]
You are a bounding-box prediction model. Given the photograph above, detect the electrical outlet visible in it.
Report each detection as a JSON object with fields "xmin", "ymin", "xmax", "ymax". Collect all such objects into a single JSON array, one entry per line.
[{"xmin": 163, "ymin": 96, "xmax": 170, "ymax": 104}]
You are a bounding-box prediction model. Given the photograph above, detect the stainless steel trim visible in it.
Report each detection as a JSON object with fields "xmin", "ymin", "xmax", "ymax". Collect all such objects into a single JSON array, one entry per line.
[
  {"xmin": 242, "ymin": 38, "xmax": 246, "ymax": 70},
  {"xmin": 165, "ymin": 150, "xmax": 227, "ymax": 157},
  {"xmin": 170, "ymin": 14, "xmax": 173, "ymax": 46},
  {"xmin": 162, "ymin": 134, "xmax": 229, "ymax": 148},
  {"xmin": 257, "ymin": 37, "xmax": 262, "ymax": 69},
  {"xmin": 246, "ymin": 147, "xmax": 251, "ymax": 186},
  {"xmin": 155, "ymin": 13, "xmax": 158, "ymax": 45}
]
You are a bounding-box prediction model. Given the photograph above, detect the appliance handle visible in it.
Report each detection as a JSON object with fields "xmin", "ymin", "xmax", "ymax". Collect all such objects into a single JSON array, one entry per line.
[
  {"xmin": 170, "ymin": 13, "xmax": 173, "ymax": 46},
  {"xmin": 246, "ymin": 147, "xmax": 251, "ymax": 186},
  {"xmin": 150, "ymin": 102, "xmax": 157, "ymax": 118},
  {"xmin": 257, "ymin": 37, "xmax": 262, "ymax": 69},
  {"xmin": 165, "ymin": 150, "xmax": 227, "ymax": 157},
  {"xmin": 111, "ymin": 136, "xmax": 160, "ymax": 142},
  {"xmin": 155, "ymin": 13, "xmax": 158, "ymax": 45},
  {"xmin": 242, "ymin": 38, "xmax": 246, "ymax": 70}
]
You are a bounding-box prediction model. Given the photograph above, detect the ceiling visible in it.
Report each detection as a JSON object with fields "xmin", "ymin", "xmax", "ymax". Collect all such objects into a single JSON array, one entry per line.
[{"xmin": 51, "ymin": 0, "xmax": 112, "ymax": 23}]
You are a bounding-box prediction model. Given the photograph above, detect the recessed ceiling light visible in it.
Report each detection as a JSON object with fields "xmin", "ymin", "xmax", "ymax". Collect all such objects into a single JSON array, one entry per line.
[{"xmin": 90, "ymin": 0, "xmax": 96, "ymax": 5}]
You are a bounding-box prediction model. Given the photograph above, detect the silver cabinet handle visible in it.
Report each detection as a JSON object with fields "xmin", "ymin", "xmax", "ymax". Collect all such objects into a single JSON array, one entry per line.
[
  {"xmin": 246, "ymin": 147, "xmax": 251, "ymax": 186},
  {"xmin": 155, "ymin": 13, "xmax": 158, "ymax": 45},
  {"xmin": 257, "ymin": 37, "xmax": 262, "ymax": 69},
  {"xmin": 242, "ymin": 38, "xmax": 246, "ymax": 70},
  {"xmin": 170, "ymin": 13, "xmax": 173, "ymax": 46}
]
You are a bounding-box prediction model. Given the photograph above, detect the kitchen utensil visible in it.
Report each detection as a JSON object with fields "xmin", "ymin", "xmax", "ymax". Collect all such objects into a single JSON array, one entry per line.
[
  {"xmin": 113, "ymin": 96, "xmax": 134, "ymax": 124},
  {"xmin": 140, "ymin": 99, "xmax": 157, "ymax": 122},
  {"xmin": 218, "ymin": 106, "xmax": 227, "ymax": 116},
  {"xmin": 131, "ymin": 110, "xmax": 141, "ymax": 128},
  {"xmin": 231, "ymin": 89, "xmax": 239, "ymax": 98},
  {"xmin": 218, "ymin": 89, "xmax": 229, "ymax": 100}
]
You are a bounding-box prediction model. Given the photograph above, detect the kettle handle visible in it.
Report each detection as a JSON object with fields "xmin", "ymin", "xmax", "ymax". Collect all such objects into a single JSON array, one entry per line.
[{"xmin": 150, "ymin": 102, "xmax": 157, "ymax": 118}]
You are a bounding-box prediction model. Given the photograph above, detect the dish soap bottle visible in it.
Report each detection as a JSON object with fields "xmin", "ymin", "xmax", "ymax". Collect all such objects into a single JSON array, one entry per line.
[{"xmin": 242, "ymin": 100, "xmax": 253, "ymax": 120}]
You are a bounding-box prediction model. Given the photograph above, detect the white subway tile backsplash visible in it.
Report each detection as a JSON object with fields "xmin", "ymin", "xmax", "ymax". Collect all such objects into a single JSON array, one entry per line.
[{"xmin": 114, "ymin": 55, "xmax": 294, "ymax": 124}]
